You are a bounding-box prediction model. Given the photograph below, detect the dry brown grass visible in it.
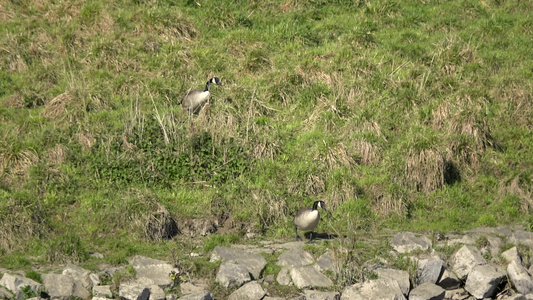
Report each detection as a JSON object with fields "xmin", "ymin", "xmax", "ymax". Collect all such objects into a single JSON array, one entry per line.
[
  {"xmin": 499, "ymin": 176, "xmax": 533, "ymax": 213},
  {"xmin": 353, "ymin": 138, "xmax": 382, "ymax": 166},
  {"xmin": 405, "ymin": 148, "xmax": 446, "ymax": 194},
  {"xmin": 0, "ymin": 198, "xmax": 48, "ymax": 252},
  {"xmin": 42, "ymin": 92, "xmax": 73, "ymax": 121}
]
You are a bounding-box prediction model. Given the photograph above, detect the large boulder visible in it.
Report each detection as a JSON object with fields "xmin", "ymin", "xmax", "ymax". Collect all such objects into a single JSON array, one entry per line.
[
  {"xmin": 341, "ymin": 278, "xmax": 407, "ymax": 300},
  {"xmin": 215, "ymin": 261, "xmax": 252, "ymax": 289},
  {"xmin": 0, "ymin": 273, "xmax": 43, "ymax": 300},
  {"xmin": 227, "ymin": 281, "xmax": 266, "ymax": 300},
  {"xmin": 409, "ymin": 282, "xmax": 445, "ymax": 300},
  {"xmin": 507, "ymin": 260, "xmax": 533, "ymax": 295},
  {"xmin": 290, "ymin": 266, "xmax": 333, "ymax": 289},
  {"xmin": 391, "ymin": 232, "xmax": 432, "ymax": 254},
  {"xmin": 129, "ymin": 255, "xmax": 179, "ymax": 288},
  {"xmin": 210, "ymin": 246, "xmax": 266, "ymax": 279},
  {"xmin": 449, "ymin": 245, "xmax": 486, "ymax": 280},
  {"xmin": 464, "ymin": 264, "xmax": 506, "ymax": 299}
]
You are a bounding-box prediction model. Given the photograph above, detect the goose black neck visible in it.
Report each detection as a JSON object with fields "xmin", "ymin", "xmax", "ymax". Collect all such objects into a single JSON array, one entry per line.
[
  {"xmin": 312, "ymin": 201, "xmax": 319, "ymax": 211},
  {"xmin": 204, "ymin": 80, "xmax": 212, "ymax": 92}
]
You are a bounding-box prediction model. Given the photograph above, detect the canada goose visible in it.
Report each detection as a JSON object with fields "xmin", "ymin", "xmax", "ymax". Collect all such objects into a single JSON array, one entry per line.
[
  {"xmin": 294, "ymin": 201, "xmax": 326, "ymax": 242},
  {"xmin": 181, "ymin": 77, "xmax": 222, "ymax": 117}
]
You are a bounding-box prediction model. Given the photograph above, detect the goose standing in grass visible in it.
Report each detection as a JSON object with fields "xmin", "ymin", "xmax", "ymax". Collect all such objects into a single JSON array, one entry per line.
[
  {"xmin": 181, "ymin": 77, "xmax": 222, "ymax": 118},
  {"xmin": 294, "ymin": 200, "xmax": 326, "ymax": 243}
]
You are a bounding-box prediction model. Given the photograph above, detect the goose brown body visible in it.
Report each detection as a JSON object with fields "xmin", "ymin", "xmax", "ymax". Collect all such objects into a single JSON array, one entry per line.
[
  {"xmin": 294, "ymin": 201, "xmax": 326, "ymax": 242},
  {"xmin": 181, "ymin": 77, "xmax": 222, "ymax": 116}
]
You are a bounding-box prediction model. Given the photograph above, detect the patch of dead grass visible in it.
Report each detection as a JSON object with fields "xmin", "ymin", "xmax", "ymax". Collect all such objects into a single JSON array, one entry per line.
[{"xmin": 405, "ymin": 148, "xmax": 446, "ymax": 194}]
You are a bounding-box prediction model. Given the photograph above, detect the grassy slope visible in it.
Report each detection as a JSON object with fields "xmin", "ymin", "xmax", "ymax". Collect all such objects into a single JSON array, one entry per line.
[{"xmin": 1, "ymin": 0, "xmax": 533, "ymax": 268}]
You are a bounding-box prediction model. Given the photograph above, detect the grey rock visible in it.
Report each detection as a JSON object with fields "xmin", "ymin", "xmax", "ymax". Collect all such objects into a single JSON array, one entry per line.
[
  {"xmin": 437, "ymin": 268, "xmax": 461, "ymax": 290},
  {"xmin": 391, "ymin": 232, "xmax": 432, "ymax": 253},
  {"xmin": 303, "ymin": 289, "xmax": 340, "ymax": 299},
  {"xmin": 502, "ymin": 247, "xmax": 523, "ymax": 265},
  {"xmin": 290, "ymin": 266, "xmax": 333, "ymax": 289},
  {"xmin": 464, "ymin": 264, "xmax": 506, "ymax": 299},
  {"xmin": 118, "ymin": 281, "xmax": 150, "ymax": 300},
  {"xmin": 42, "ymin": 273, "xmax": 91, "ymax": 300},
  {"xmin": 375, "ymin": 267, "xmax": 410, "ymax": 296},
  {"xmin": 409, "ymin": 282, "xmax": 445, "ymax": 300},
  {"xmin": 227, "ymin": 281, "xmax": 266, "ymax": 300},
  {"xmin": 509, "ymin": 231, "xmax": 533, "ymax": 249},
  {"xmin": 263, "ymin": 297, "xmax": 286, "ymax": 300},
  {"xmin": 315, "ymin": 251, "xmax": 334, "ymax": 272},
  {"xmin": 0, "ymin": 286, "xmax": 14, "ymax": 299},
  {"xmin": 508, "ymin": 260, "xmax": 533, "ymax": 294},
  {"xmin": 341, "ymin": 278, "xmax": 407, "ymax": 300},
  {"xmin": 180, "ymin": 280, "xmax": 208, "ymax": 295},
  {"xmin": 0, "ymin": 273, "xmax": 43, "ymax": 300},
  {"xmin": 93, "ymin": 285, "xmax": 112, "ymax": 298},
  {"xmin": 445, "ymin": 234, "xmax": 477, "ymax": 247},
  {"xmin": 61, "ymin": 264, "xmax": 92, "ymax": 299},
  {"xmin": 277, "ymin": 248, "xmax": 315, "ymax": 267},
  {"xmin": 129, "ymin": 255, "xmax": 178, "ymax": 288},
  {"xmin": 450, "ymin": 245, "xmax": 487, "ymax": 280},
  {"xmin": 485, "ymin": 235, "xmax": 503, "ymax": 257},
  {"xmin": 276, "ymin": 267, "xmax": 292, "ymax": 286},
  {"xmin": 504, "ymin": 295, "xmax": 527, "ymax": 300},
  {"xmin": 89, "ymin": 273, "xmax": 101, "ymax": 287},
  {"xmin": 178, "ymin": 290, "xmax": 214, "ymax": 300},
  {"xmin": 210, "ymin": 246, "xmax": 267, "ymax": 279},
  {"xmin": 215, "ymin": 261, "xmax": 251, "ymax": 289},
  {"xmin": 443, "ymin": 288, "xmax": 469, "ymax": 300},
  {"xmin": 416, "ymin": 256, "xmax": 444, "ymax": 285}
]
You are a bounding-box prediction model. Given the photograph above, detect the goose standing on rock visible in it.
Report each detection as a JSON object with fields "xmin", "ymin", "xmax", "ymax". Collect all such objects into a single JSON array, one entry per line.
[
  {"xmin": 181, "ymin": 77, "xmax": 222, "ymax": 117},
  {"xmin": 294, "ymin": 200, "xmax": 326, "ymax": 243}
]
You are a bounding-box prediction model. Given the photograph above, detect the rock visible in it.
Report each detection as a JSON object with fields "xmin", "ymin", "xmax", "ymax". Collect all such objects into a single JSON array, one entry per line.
[
  {"xmin": 391, "ymin": 232, "xmax": 432, "ymax": 254},
  {"xmin": 227, "ymin": 281, "xmax": 266, "ymax": 300},
  {"xmin": 375, "ymin": 267, "xmax": 410, "ymax": 296},
  {"xmin": 276, "ymin": 267, "xmax": 292, "ymax": 286},
  {"xmin": 315, "ymin": 251, "xmax": 334, "ymax": 272},
  {"xmin": 416, "ymin": 256, "xmax": 444, "ymax": 285},
  {"xmin": 89, "ymin": 273, "xmax": 100, "ymax": 287},
  {"xmin": 449, "ymin": 245, "xmax": 487, "ymax": 280},
  {"xmin": 508, "ymin": 260, "xmax": 533, "ymax": 295},
  {"xmin": 443, "ymin": 288, "xmax": 469, "ymax": 300},
  {"xmin": 180, "ymin": 280, "xmax": 208, "ymax": 295},
  {"xmin": 409, "ymin": 282, "xmax": 445, "ymax": 300},
  {"xmin": 502, "ymin": 247, "xmax": 523, "ymax": 265},
  {"xmin": 0, "ymin": 286, "xmax": 14, "ymax": 299},
  {"xmin": 485, "ymin": 236, "xmax": 503, "ymax": 257},
  {"xmin": 464, "ymin": 264, "xmax": 506, "ymax": 299},
  {"xmin": 93, "ymin": 285, "xmax": 112, "ymax": 298},
  {"xmin": 215, "ymin": 261, "xmax": 251, "ymax": 289},
  {"xmin": 61, "ymin": 264, "xmax": 92, "ymax": 298},
  {"xmin": 41, "ymin": 273, "xmax": 91, "ymax": 300},
  {"xmin": 210, "ymin": 246, "xmax": 267, "ymax": 279},
  {"xmin": 129, "ymin": 255, "xmax": 178, "ymax": 288},
  {"xmin": 509, "ymin": 231, "xmax": 533, "ymax": 249},
  {"xmin": 290, "ymin": 266, "xmax": 333, "ymax": 289},
  {"xmin": 118, "ymin": 281, "xmax": 150, "ymax": 300},
  {"xmin": 0, "ymin": 273, "xmax": 43, "ymax": 300},
  {"xmin": 504, "ymin": 295, "xmax": 527, "ymax": 300},
  {"xmin": 180, "ymin": 218, "xmax": 218, "ymax": 237},
  {"xmin": 277, "ymin": 248, "xmax": 315, "ymax": 267},
  {"xmin": 341, "ymin": 278, "xmax": 407, "ymax": 300},
  {"xmin": 178, "ymin": 290, "xmax": 214, "ymax": 300},
  {"xmin": 303, "ymin": 289, "xmax": 340, "ymax": 299},
  {"xmin": 437, "ymin": 268, "xmax": 461, "ymax": 290}
]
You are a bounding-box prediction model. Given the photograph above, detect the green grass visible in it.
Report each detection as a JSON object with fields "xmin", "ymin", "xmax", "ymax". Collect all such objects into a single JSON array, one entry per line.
[{"xmin": 1, "ymin": 0, "xmax": 533, "ymax": 276}]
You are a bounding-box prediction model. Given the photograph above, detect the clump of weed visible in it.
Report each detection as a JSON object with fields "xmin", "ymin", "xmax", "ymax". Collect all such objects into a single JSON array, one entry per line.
[{"xmin": 405, "ymin": 148, "xmax": 446, "ymax": 194}]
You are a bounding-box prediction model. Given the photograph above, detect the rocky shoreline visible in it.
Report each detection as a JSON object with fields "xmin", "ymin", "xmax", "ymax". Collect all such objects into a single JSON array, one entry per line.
[{"xmin": 1, "ymin": 226, "xmax": 533, "ymax": 300}]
